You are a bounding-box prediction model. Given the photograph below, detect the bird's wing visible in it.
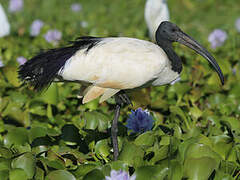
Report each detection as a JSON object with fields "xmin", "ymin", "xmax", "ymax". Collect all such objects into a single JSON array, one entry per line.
[{"xmin": 61, "ymin": 37, "xmax": 168, "ymax": 90}]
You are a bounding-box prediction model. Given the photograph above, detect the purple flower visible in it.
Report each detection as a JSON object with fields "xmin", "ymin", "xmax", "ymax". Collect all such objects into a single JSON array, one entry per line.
[
  {"xmin": 105, "ymin": 170, "xmax": 136, "ymax": 180},
  {"xmin": 71, "ymin": 3, "xmax": 82, "ymax": 12},
  {"xmin": 0, "ymin": 59, "xmax": 4, "ymax": 67},
  {"xmin": 9, "ymin": 0, "xmax": 23, "ymax": 13},
  {"xmin": 235, "ymin": 18, "xmax": 240, "ymax": 32},
  {"xmin": 17, "ymin": 56, "xmax": 26, "ymax": 65},
  {"xmin": 126, "ymin": 108, "xmax": 154, "ymax": 133},
  {"xmin": 30, "ymin": 19, "xmax": 44, "ymax": 37},
  {"xmin": 208, "ymin": 29, "xmax": 227, "ymax": 49},
  {"xmin": 44, "ymin": 29, "xmax": 62, "ymax": 43}
]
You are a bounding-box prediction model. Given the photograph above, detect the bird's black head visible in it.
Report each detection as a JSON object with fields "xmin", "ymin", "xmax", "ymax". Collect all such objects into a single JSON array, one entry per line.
[
  {"xmin": 156, "ymin": 21, "xmax": 182, "ymax": 43},
  {"xmin": 155, "ymin": 21, "xmax": 224, "ymax": 85}
]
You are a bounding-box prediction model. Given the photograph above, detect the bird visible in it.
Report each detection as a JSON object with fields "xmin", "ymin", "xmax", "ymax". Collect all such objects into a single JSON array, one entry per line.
[
  {"xmin": 145, "ymin": 0, "xmax": 170, "ymax": 41},
  {"xmin": 18, "ymin": 21, "xmax": 224, "ymax": 160},
  {"xmin": 0, "ymin": 3, "xmax": 10, "ymax": 38}
]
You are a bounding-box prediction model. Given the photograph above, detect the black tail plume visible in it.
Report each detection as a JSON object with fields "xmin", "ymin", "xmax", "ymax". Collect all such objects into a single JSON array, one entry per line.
[{"xmin": 18, "ymin": 36, "xmax": 101, "ymax": 91}]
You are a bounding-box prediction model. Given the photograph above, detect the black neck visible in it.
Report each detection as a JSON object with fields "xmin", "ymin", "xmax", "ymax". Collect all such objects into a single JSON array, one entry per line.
[{"xmin": 158, "ymin": 41, "xmax": 182, "ymax": 73}]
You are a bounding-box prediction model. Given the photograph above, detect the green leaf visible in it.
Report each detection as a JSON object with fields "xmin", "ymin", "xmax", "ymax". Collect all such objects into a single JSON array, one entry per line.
[
  {"xmin": 28, "ymin": 127, "xmax": 47, "ymax": 143},
  {"xmin": 0, "ymin": 158, "xmax": 11, "ymax": 171},
  {"xmin": 183, "ymin": 143, "xmax": 221, "ymax": 180},
  {"xmin": 0, "ymin": 147, "xmax": 12, "ymax": 159},
  {"xmin": 73, "ymin": 164, "xmax": 97, "ymax": 178},
  {"xmin": 84, "ymin": 111, "xmax": 109, "ymax": 132},
  {"xmin": 9, "ymin": 169, "xmax": 28, "ymax": 180},
  {"xmin": 168, "ymin": 160, "xmax": 183, "ymax": 180},
  {"xmin": 184, "ymin": 157, "xmax": 218, "ymax": 180},
  {"xmin": 134, "ymin": 131, "xmax": 155, "ymax": 146},
  {"xmin": 0, "ymin": 170, "xmax": 9, "ymax": 180},
  {"xmin": 95, "ymin": 139, "xmax": 111, "ymax": 158},
  {"xmin": 210, "ymin": 135, "xmax": 233, "ymax": 159},
  {"xmin": 135, "ymin": 165, "xmax": 169, "ymax": 180},
  {"xmin": 3, "ymin": 128, "xmax": 29, "ymax": 147},
  {"xmin": 83, "ymin": 169, "xmax": 105, "ymax": 180},
  {"xmin": 46, "ymin": 170, "xmax": 76, "ymax": 180},
  {"xmin": 39, "ymin": 83, "xmax": 59, "ymax": 105},
  {"xmin": 34, "ymin": 167, "xmax": 45, "ymax": 180},
  {"xmin": 11, "ymin": 153, "xmax": 36, "ymax": 179},
  {"xmin": 118, "ymin": 142, "xmax": 144, "ymax": 167},
  {"xmin": 2, "ymin": 66, "xmax": 20, "ymax": 87}
]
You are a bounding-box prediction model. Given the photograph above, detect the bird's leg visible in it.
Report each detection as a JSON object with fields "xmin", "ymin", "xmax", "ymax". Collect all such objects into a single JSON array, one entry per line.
[
  {"xmin": 112, "ymin": 102, "xmax": 120, "ymax": 161},
  {"xmin": 112, "ymin": 91, "xmax": 132, "ymax": 160}
]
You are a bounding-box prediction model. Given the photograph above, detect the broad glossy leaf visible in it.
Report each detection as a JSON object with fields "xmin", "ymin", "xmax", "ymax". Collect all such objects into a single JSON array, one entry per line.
[
  {"xmin": 118, "ymin": 142, "xmax": 144, "ymax": 167},
  {"xmin": 184, "ymin": 143, "xmax": 221, "ymax": 161},
  {"xmin": 110, "ymin": 161, "xmax": 128, "ymax": 171},
  {"xmin": 46, "ymin": 170, "xmax": 76, "ymax": 180},
  {"xmin": 84, "ymin": 111, "xmax": 109, "ymax": 131},
  {"xmin": 184, "ymin": 157, "xmax": 218, "ymax": 180},
  {"xmin": 95, "ymin": 139, "xmax": 110, "ymax": 158},
  {"xmin": 40, "ymin": 83, "xmax": 59, "ymax": 105},
  {"xmin": 9, "ymin": 168, "xmax": 28, "ymax": 180},
  {"xmin": 83, "ymin": 169, "xmax": 105, "ymax": 180},
  {"xmin": 134, "ymin": 131, "xmax": 155, "ymax": 146},
  {"xmin": 0, "ymin": 158, "xmax": 11, "ymax": 171},
  {"xmin": 0, "ymin": 170, "xmax": 9, "ymax": 180},
  {"xmin": 0, "ymin": 147, "xmax": 12, "ymax": 159},
  {"xmin": 210, "ymin": 135, "xmax": 233, "ymax": 159},
  {"xmin": 11, "ymin": 152, "xmax": 36, "ymax": 179},
  {"xmin": 168, "ymin": 160, "xmax": 183, "ymax": 180},
  {"xmin": 134, "ymin": 165, "xmax": 169, "ymax": 180},
  {"xmin": 73, "ymin": 164, "xmax": 97, "ymax": 178},
  {"xmin": 3, "ymin": 127, "xmax": 29, "ymax": 147},
  {"xmin": 28, "ymin": 126, "xmax": 47, "ymax": 143},
  {"xmin": 2, "ymin": 66, "xmax": 20, "ymax": 87},
  {"xmin": 34, "ymin": 167, "xmax": 45, "ymax": 180}
]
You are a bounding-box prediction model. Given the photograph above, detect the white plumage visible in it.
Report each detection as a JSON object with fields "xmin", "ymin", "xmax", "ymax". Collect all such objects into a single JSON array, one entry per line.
[
  {"xmin": 60, "ymin": 37, "xmax": 179, "ymax": 103},
  {"xmin": 0, "ymin": 4, "xmax": 10, "ymax": 38},
  {"xmin": 145, "ymin": 0, "xmax": 170, "ymax": 41}
]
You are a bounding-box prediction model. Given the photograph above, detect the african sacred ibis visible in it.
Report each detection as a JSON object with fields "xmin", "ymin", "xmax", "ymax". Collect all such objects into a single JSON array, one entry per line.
[
  {"xmin": 145, "ymin": 0, "xmax": 170, "ymax": 41},
  {"xmin": 0, "ymin": 4, "xmax": 10, "ymax": 37},
  {"xmin": 18, "ymin": 21, "xmax": 224, "ymax": 160}
]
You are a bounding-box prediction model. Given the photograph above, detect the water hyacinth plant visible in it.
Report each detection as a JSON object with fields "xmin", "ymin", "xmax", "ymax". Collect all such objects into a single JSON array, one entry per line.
[
  {"xmin": 126, "ymin": 108, "xmax": 154, "ymax": 133},
  {"xmin": 208, "ymin": 29, "xmax": 227, "ymax": 49},
  {"xmin": 30, "ymin": 19, "xmax": 44, "ymax": 37},
  {"xmin": 16, "ymin": 56, "xmax": 27, "ymax": 65},
  {"xmin": 71, "ymin": 3, "xmax": 82, "ymax": 12},
  {"xmin": 8, "ymin": 0, "xmax": 23, "ymax": 13},
  {"xmin": 44, "ymin": 29, "xmax": 62, "ymax": 43},
  {"xmin": 105, "ymin": 170, "xmax": 136, "ymax": 180}
]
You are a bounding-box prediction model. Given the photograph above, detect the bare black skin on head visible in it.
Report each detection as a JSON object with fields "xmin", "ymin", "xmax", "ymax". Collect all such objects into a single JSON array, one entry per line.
[{"xmin": 156, "ymin": 21, "xmax": 224, "ymax": 85}]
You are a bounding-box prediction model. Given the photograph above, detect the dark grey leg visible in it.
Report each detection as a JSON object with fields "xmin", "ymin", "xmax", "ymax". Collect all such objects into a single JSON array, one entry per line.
[
  {"xmin": 112, "ymin": 91, "xmax": 132, "ymax": 160},
  {"xmin": 112, "ymin": 103, "xmax": 120, "ymax": 161}
]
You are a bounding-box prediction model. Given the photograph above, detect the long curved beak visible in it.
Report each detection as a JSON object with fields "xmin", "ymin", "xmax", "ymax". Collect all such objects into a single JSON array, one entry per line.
[{"xmin": 176, "ymin": 31, "xmax": 224, "ymax": 85}]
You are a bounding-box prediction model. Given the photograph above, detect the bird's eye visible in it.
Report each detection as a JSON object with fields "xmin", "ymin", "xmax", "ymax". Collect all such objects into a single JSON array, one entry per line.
[{"xmin": 172, "ymin": 28, "xmax": 176, "ymax": 32}]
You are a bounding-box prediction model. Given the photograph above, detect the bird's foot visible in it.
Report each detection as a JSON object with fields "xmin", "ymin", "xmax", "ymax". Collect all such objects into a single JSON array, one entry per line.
[{"xmin": 115, "ymin": 91, "xmax": 132, "ymax": 107}]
